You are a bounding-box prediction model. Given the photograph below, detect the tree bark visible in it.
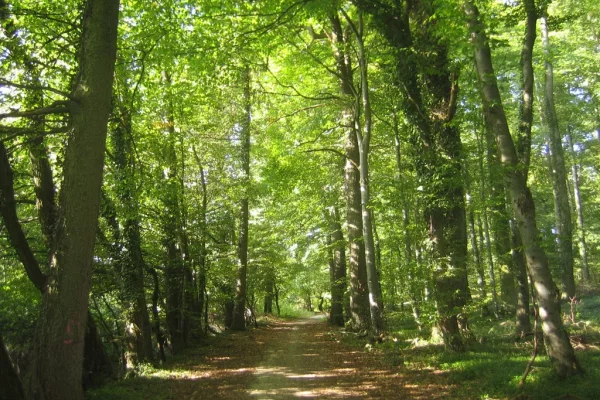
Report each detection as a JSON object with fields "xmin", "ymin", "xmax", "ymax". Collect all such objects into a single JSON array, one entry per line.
[
  {"xmin": 485, "ymin": 125, "xmax": 515, "ymax": 307},
  {"xmin": 540, "ymin": 11, "xmax": 575, "ymax": 300},
  {"xmin": 161, "ymin": 71, "xmax": 188, "ymax": 352},
  {"xmin": 393, "ymin": 117, "xmax": 423, "ymax": 326},
  {"xmin": 465, "ymin": 173, "xmax": 486, "ymax": 296},
  {"xmin": 192, "ymin": 147, "xmax": 209, "ymax": 331},
  {"xmin": 329, "ymin": 11, "xmax": 370, "ymax": 331},
  {"xmin": 231, "ymin": 65, "xmax": 252, "ymax": 331},
  {"xmin": 82, "ymin": 312, "xmax": 113, "ymax": 389},
  {"xmin": 149, "ymin": 267, "xmax": 167, "ymax": 363},
  {"xmin": 477, "ymin": 128, "xmax": 499, "ymax": 314},
  {"xmin": 327, "ymin": 206, "xmax": 347, "ymax": 327},
  {"xmin": 344, "ymin": 10, "xmax": 384, "ymax": 335},
  {"xmin": 0, "ymin": 142, "xmax": 47, "ymax": 291},
  {"xmin": 512, "ymin": 0, "xmax": 536, "ymax": 337},
  {"xmin": 30, "ymin": 1, "xmax": 120, "ymax": 398},
  {"xmin": 465, "ymin": 0, "xmax": 581, "ymax": 377},
  {"xmin": 1, "ymin": 332, "xmax": 24, "ymax": 400},
  {"xmin": 355, "ymin": 0, "xmax": 469, "ymax": 351},
  {"xmin": 566, "ymin": 130, "xmax": 590, "ymax": 281},
  {"xmin": 111, "ymin": 99, "xmax": 153, "ymax": 364}
]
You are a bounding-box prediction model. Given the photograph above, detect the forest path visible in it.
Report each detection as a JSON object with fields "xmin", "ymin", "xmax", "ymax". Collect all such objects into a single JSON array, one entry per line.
[
  {"xmin": 88, "ymin": 315, "xmax": 456, "ymax": 400},
  {"xmin": 246, "ymin": 315, "xmax": 437, "ymax": 399}
]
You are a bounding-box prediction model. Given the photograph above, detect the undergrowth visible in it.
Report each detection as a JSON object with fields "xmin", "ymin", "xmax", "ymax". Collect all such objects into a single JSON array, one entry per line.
[{"xmin": 363, "ymin": 294, "xmax": 600, "ymax": 399}]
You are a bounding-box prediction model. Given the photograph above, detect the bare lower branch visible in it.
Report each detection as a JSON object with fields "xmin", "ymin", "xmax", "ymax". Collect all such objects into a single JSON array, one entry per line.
[
  {"xmin": 0, "ymin": 78, "xmax": 75, "ymax": 100},
  {"xmin": 0, "ymin": 126, "xmax": 69, "ymax": 143},
  {"xmin": 0, "ymin": 142, "xmax": 47, "ymax": 292},
  {"xmin": 0, "ymin": 102, "xmax": 69, "ymax": 120}
]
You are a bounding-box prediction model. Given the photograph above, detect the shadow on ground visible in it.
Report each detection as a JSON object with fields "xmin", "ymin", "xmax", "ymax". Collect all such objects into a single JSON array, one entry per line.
[{"xmin": 86, "ymin": 316, "xmax": 455, "ymax": 399}]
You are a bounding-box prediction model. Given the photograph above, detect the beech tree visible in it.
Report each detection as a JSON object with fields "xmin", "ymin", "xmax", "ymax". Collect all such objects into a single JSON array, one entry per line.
[
  {"xmin": 464, "ymin": 0, "xmax": 582, "ymax": 378},
  {"xmin": 2, "ymin": 0, "xmax": 599, "ymax": 394}
]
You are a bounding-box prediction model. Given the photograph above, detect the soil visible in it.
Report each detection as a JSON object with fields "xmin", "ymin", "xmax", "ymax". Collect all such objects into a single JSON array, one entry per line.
[{"xmin": 144, "ymin": 315, "xmax": 456, "ymax": 399}]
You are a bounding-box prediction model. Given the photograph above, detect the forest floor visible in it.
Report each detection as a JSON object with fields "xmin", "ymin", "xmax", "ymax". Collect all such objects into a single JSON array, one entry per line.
[
  {"xmin": 87, "ymin": 315, "xmax": 458, "ymax": 399},
  {"xmin": 87, "ymin": 307, "xmax": 600, "ymax": 400}
]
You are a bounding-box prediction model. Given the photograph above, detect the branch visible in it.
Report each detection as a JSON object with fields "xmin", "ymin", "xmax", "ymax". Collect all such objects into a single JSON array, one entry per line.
[
  {"xmin": 445, "ymin": 71, "xmax": 459, "ymax": 122},
  {"xmin": 307, "ymin": 25, "xmax": 328, "ymax": 40},
  {"xmin": 263, "ymin": 65, "xmax": 340, "ymax": 101},
  {"xmin": 9, "ymin": 8, "xmax": 79, "ymax": 28},
  {"xmin": 0, "ymin": 142, "xmax": 47, "ymax": 292},
  {"xmin": 269, "ymin": 104, "xmax": 327, "ymax": 125},
  {"xmin": 286, "ymin": 35, "xmax": 343, "ymax": 80},
  {"xmin": 0, "ymin": 78, "xmax": 74, "ymax": 100},
  {"xmin": 297, "ymin": 126, "xmax": 335, "ymax": 146},
  {"xmin": 0, "ymin": 101, "xmax": 69, "ymax": 120},
  {"xmin": 130, "ymin": 33, "xmax": 165, "ymax": 108},
  {"xmin": 239, "ymin": 0, "xmax": 313, "ymax": 37},
  {"xmin": 0, "ymin": 126, "xmax": 69, "ymax": 143},
  {"xmin": 302, "ymin": 147, "xmax": 356, "ymax": 167}
]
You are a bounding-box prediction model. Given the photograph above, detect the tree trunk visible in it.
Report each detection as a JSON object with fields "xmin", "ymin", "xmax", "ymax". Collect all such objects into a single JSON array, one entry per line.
[
  {"xmin": 355, "ymin": 0, "xmax": 469, "ymax": 350},
  {"xmin": 274, "ymin": 284, "xmax": 281, "ymax": 317},
  {"xmin": 192, "ymin": 147, "xmax": 209, "ymax": 331},
  {"xmin": 476, "ymin": 126, "xmax": 499, "ymax": 314},
  {"xmin": 566, "ymin": 130, "xmax": 590, "ymax": 281},
  {"xmin": 329, "ymin": 12, "xmax": 370, "ymax": 331},
  {"xmin": 327, "ymin": 206, "xmax": 347, "ymax": 327},
  {"xmin": 483, "ymin": 91, "xmax": 516, "ymax": 307},
  {"xmin": 511, "ymin": 219, "xmax": 532, "ymax": 336},
  {"xmin": 465, "ymin": 0, "xmax": 581, "ymax": 377},
  {"xmin": 512, "ymin": 0, "xmax": 536, "ymax": 337},
  {"xmin": 0, "ymin": 142, "xmax": 47, "ymax": 291},
  {"xmin": 345, "ymin": 11, "xmax": 384, "ymax": 335},
  {"xmin": 263, "ymin": 272, "xmax": 275, "ymax": 314},
  {"xmin": 231, "ymin": 65, "xmax": 252, "ymax": 331},
  {"xmin": 30, "ymin": 1, "xmax": 120, "ymax": 398},
  {"xmin": 82, "ymin": 312, "xmax": 113, "ymax": 389},
  {"xmin": 148, "ymin": 267, "xmax": 167, "ymax": 363},
  {"xmin": 540, "ymin": 12, "xmax": 575, "ymax": 300},
  {"xmin": 466, "ymin": 185, "xmax": 486, "ymax": 296},
  {"xmin": 111, "ymin": 101, "xmax": 153, "ymax": 364},
  {"xmin": 0, "ymin": 333, "xmax": 24, "ymax": 400},
  {"xmin": 393, "ymin": 118, "xmax": 423, "ymax": 326},
  {"xmin": 162, "ymin": 71, "xmax": 188, "ymax": 353}
]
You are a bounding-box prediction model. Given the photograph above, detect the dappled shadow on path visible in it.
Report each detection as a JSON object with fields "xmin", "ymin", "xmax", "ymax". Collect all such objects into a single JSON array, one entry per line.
[
  {"xmin": 245, "ymin": 317, "xmax": 452, "ymax": 399},
  {"xmin": 87, "ymin": 316, "xmax": 455, "ymax": 399}
]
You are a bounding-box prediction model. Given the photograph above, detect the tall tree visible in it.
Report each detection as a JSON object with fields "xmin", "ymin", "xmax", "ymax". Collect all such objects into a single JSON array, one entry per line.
[
  {"xmin": 231, "ymin": 65, "xmax": 252, "ymax": 331},
  {"xmin": 540, "ymin": 6, "xmax": 575, "ymax": 300},
  {"xmin": 110, "ymin": 85, "xmax": 154, "ymax": 364},
  {"xmin": 566, "ymin": 130, "xmax": 590, "ymax": 281},
  {"xmin": 161, "ymin": 70, "xmax": 189, "ymax": 352},
  {"xmin": 329, "ymin": 11, "xmax": 371, "ymax": 331},
  {"xmin": 326, "ymin": 206, "xmax": 347, "ymax": 326},
  {"xmin": 29, "ymin": 1, "xmax": 120, "ymax": 398},
  {"xmin": 342, "ymin": 9, "xmax": 384, "ymax": 335},
  {"xmin": 464, "ymin": 0, "xmax": 582, "ymax": 377},
  {"xmin": 355, "ymin": 0, "xmax": 470, "ymax": 351},
  {"xmin": 513, "ymin": 0, "xmax": 537, "ymax": 337}
]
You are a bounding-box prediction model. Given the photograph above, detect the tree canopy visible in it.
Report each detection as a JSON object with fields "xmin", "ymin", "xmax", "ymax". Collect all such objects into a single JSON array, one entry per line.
[{"xmin": 1, "ymin": 0, "xmax": 600, "ymax": 398}]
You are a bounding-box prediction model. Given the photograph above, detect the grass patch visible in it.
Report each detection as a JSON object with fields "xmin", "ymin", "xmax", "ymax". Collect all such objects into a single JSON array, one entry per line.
[
  {"xmin": 368, "ymin": 297, "xmax": 600, "ymax": 399},
  {"xmin": 276, "ymin": 304, "xmax": 319, "ymax": 319}
]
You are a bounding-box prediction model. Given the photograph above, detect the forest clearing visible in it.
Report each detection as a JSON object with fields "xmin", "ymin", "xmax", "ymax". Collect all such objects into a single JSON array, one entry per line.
[{"xmin": 2, "ymin": 0, "xmax": 600, "ymax": 399}]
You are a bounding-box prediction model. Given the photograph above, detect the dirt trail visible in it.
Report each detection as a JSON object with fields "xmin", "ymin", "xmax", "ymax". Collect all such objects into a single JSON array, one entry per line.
[
  {"xmin": 185, "ymin": 316, "xmax": 452, "ymax": 399},
  {"xmin": 247, "ymin": 316, "xmax": 412, "ymax": 399},
  {"xmin": 89, "ymin": 316, "xmax": 455, "ymax": 399}
]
